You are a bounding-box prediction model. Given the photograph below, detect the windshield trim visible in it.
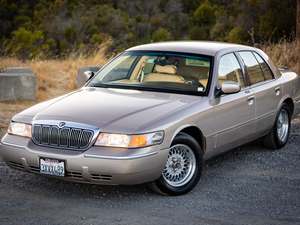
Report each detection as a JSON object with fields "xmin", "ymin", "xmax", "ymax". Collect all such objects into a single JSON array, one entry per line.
[{"xmin": 87, "ymin": 50, "xmax": 214, "ymax": 96}]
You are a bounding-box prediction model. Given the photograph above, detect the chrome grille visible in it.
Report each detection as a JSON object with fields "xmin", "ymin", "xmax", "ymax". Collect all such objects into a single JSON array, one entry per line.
[{"xmin": 32, "ymin": 124, "xmax": 94, "ymax": 150}]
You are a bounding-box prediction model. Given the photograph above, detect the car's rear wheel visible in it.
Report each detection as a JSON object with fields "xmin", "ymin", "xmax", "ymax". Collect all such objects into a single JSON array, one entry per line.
[
  {"xmin": 149, "ymin": 132, "xmax": 203, "ymax": 196},
  {"xmin": 263, "ymin": 103, "xmax": 292, "ymax": 149}
]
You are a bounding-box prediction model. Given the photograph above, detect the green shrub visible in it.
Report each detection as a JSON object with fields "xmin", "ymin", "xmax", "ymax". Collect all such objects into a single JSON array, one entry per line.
[
  {"xmin": 191, "ymin": 1, "xmax": 216, "ymax": 40},
  {"xmin": 64, "ymin": 27, "xmax": 77, "ymax": 43},
  {"xmin": 152, "ymin": 28, "xmax": 171, "ymax": 42},
  {"xmin": 7, "ymin": 27, "xmax": 45, "ymax": 59},
  {"xmin": 226, "ymin": 27, "xmax": 247, "ymax": 44},
  {"xmin": 193, "ymin": 1, "xmax": 216, "ymax": 26},
  {"xmin": 91, "ymin": 34, "xmax": 103, "ymax": 45},
  {"xmin": 189, "ymin": 26, "xmax": 209, "ymax": 40}
]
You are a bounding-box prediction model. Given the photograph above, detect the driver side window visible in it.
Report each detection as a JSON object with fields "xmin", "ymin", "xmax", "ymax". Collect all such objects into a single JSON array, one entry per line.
[{"xmin": 218, "ymin": 53, "xmax": 245, "ymax": 88}]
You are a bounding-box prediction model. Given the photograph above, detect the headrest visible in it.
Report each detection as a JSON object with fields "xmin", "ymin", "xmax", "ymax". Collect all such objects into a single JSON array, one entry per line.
[{"xmin": 154, "ymin": 65, "xmax": 177, "ymax": 74}]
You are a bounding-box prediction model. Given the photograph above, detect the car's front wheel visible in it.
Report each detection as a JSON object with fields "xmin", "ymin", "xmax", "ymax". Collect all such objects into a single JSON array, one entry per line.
[{"xmin": 150, "ymin": 132, "xmax": 203, "ymax": 196}]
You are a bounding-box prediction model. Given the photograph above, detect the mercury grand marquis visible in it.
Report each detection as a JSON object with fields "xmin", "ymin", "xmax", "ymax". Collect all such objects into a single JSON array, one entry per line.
[{"xmin": 1, "ymin": 41, "xmax": 300, "ymax": 195}]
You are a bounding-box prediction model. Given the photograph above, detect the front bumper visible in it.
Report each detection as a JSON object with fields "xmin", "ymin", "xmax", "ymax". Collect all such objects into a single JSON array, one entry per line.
[{"xmin": 0, "ymin": 134, "xmax": 169, "ymax": 185}]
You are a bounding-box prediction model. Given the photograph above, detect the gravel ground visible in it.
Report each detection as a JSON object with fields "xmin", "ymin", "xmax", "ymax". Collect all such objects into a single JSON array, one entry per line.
[{"xmin": 0, "ymin": 117, "xmax": 299, "ymax": 225}]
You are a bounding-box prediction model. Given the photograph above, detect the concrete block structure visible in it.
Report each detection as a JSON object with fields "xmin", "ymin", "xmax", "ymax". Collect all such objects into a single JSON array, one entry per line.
[{"xmin": 0, "ymin": 67, "xmax": 36, "ymax": 101}]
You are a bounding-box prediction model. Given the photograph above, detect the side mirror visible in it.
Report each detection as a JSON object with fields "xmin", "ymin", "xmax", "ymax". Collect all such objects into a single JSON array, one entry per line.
[
  {"xmin": 215, "ymin": 81, "xmax": 241, "ymax": 97},
  {"xmin": 84, "ymin": 70, "xmax": 95, "ymax": 80},
  {"xmin": 221, "ymin": 81, "xmax": 241, "ymax": 94},
  {"xmin": 76, "ymin": 66, "xmax": 101, "ymax": 87}
]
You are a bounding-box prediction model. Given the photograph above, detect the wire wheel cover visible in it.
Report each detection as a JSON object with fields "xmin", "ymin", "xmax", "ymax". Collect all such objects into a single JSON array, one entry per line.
[{"xmin": 162, "ymin": 144, "xmax": 196, "ymax": 187}]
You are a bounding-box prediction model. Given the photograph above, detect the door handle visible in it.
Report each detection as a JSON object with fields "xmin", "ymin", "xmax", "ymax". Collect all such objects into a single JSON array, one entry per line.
[
  {"xmin": 275, "ymin": 87, "xmax": 281, "ymax": 96},
  {"xmin": 244, "ymin": 89, "xmax": 251, "ymax": 94},
  {"xmin": 247, "ymin": 96, "xmax": 255, "ymax": 105}
]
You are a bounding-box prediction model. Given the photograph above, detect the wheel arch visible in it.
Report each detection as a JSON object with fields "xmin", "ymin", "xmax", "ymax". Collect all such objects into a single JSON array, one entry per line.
[
  {"xmin": 277, "ymin": 95, "xmax": 294, "ymax": 116},
  {"xmin": 171, "ymin": 125, "xmax": 206, "ymax": 153},
  {"xmin": 282, "ymin": 97, "xmax": 294, "ymax": 116}
]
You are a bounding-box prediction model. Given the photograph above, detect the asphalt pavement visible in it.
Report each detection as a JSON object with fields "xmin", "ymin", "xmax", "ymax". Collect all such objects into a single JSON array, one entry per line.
[{"xmin": 0, "ymin": 116, "xmax": 299, "ymax": 225}]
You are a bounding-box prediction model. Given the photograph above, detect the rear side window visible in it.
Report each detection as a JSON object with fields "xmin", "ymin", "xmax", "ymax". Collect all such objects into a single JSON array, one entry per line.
[
  {"xmin": 239, "ymin": 51, "xmax": 265, "ymax": 85},
  {"xmin": 253, "ymin": 52, "xmax": 274, "ymax": 80},
  {"xmin": 218, "ymin": 53, "xmax": 245, "ymax": 88}
]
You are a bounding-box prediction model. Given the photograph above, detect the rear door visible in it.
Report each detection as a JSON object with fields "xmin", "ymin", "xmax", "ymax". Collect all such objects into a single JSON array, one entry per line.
[{"xmin": 238, "ymin": 51, "xmax": 282, "ymax": 135}]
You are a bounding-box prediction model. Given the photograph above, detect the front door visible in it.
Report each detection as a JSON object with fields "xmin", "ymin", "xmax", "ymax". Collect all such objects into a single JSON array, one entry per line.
[{"xmin": 213, "ymin": 53, "xmax": 256, "ymax": 153}]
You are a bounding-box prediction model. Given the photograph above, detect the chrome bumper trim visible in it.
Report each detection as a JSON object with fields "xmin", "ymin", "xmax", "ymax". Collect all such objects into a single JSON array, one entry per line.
[
  {"xmin": 84, "ymin": 151, "xmax": 158, "ymax": 160},
  {"xmin": 0, "ymin": 140, "xmax": 160, "ymax": 160},
  {"xmin": 0, "ymin": 140, "xmax": 25, "ymax": 149}
]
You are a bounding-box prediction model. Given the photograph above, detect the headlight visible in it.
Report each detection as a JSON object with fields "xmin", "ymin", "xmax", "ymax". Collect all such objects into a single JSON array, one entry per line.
[
  {"xmin": 8, "ymin": 122, "xmax": 32, "ymax": 138},
  {"xmin": 94, "ymin": 131, "xmax": 164, "ymax": 148}
]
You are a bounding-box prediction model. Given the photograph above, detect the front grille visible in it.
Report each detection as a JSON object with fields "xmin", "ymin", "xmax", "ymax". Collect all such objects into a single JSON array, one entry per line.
[
  {"xmin": 32, "ymin": 124, "xmax": 94, "ymax": 150},
  {"xmin": 66, "ymin": 171, "xmax": 112, "ymax": 181}
]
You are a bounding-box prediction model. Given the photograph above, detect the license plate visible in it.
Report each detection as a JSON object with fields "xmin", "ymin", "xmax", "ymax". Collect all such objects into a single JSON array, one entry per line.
[{"xmin": 40, "ymin": 158, "xmax": 65, "ymax": 177}]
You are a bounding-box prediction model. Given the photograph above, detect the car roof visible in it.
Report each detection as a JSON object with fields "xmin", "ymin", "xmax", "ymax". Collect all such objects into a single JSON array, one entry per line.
[{"xmin": 126, "ymin": 41, "xmax": 254, "ymax": 56}]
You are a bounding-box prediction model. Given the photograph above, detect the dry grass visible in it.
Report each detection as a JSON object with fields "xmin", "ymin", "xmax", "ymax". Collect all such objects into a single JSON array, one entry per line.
[
  {"xmin": 0, "ymin": 42, "xmax": 109, "ymax": 129},
  {"xmin": 261, "ymin": 40, "xmax": 300, "ymax": 74},
  {"xmin": 0, "ymin": 40, "xmax": 299, "ymax": 131},
  {"xmin": 0, "ymin": 45, "xmax": 108, "ymax": 101}
]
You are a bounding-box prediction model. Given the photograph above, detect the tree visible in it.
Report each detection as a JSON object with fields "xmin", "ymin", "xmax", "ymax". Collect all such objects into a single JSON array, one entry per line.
[
  {"xmin": 7, "ymin": 27, "xmax": 45, "ymax": 60},
  {"xmin": 193, "ymin": 1, "xmax": 215, "ymax": 26},
  {"xmin": 297, "ymin": 0, "xmax": 300, "ymax": 73},
  {"xmin": 226, "ymin": 27, "xmax": 246, "ymax": 43},
  {"xmin": 0, "ymin": 0, "xmax": 298, "ymax": 58},
  {"xmin": 297, "ymin": 0, "xmax": 300, "ymax": 41},
  {"xmin": 191, "ymin": 1, "xmax": 216, "ymax": 40}
]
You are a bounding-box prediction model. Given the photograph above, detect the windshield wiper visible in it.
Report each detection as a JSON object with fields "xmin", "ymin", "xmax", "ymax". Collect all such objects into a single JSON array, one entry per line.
[{"xmin": 89, "ymin": 83, "xmax": 109, "ymax": 88}]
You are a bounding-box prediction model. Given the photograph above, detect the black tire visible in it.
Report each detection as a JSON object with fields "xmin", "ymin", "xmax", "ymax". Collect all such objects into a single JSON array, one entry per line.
[
  {"xmin": 263, "ymin": 103, "xmax": 292, "ymax": 149},
  {"xmin": 149, "ymin": 132, "xmax": 203, "ymax": 196}
]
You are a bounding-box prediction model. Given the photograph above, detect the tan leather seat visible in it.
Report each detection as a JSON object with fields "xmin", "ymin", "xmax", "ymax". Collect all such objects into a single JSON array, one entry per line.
[
  {"xmin": 143, "ymin": 65, "xmax": 184, "ymax": 83},
  {"xmin": 199, "ymin": 79, "xmax": 208, "ymax": 86}
]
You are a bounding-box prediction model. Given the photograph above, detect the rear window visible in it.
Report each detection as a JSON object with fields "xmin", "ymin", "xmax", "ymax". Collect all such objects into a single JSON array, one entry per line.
[
  {"xmin": 239, "ymin": 51, "xmax": 265, "ymax": 85},
  {"xmin": 253, "ymin": 52, "xmax": 274, "ymax": 81}
]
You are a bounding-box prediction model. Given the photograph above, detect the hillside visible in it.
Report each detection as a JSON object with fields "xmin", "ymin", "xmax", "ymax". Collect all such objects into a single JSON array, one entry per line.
[
  {"xmin": 0, "ymin": 0, "xmax": 297, "ymax": 59},
  {"xmin": 0, "ymin": 40, "xmax": 299, "ymax": 135}
]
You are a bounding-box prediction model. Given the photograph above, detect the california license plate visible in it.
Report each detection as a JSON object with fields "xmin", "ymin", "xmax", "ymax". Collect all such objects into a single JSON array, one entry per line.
[{"xmin": 40, "ymin": 158, "xmax": 65, "ymax": 177}]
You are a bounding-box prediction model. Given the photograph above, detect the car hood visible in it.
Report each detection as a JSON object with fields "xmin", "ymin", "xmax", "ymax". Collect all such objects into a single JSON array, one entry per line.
[{"xmin": 15, "ymin": 87, "xmax": 203, "ymax": 133}]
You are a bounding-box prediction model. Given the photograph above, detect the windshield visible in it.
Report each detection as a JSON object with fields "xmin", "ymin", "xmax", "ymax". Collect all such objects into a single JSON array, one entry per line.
[{"xmin": 88, "ymin": 51, "xmax": 212, "ymax": 95}]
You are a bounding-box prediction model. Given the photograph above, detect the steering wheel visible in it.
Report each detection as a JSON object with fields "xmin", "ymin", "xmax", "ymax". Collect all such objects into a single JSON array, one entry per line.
[{"xmin": 185, "ymin": 79, "xmax": 206, "ymax": 90}]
